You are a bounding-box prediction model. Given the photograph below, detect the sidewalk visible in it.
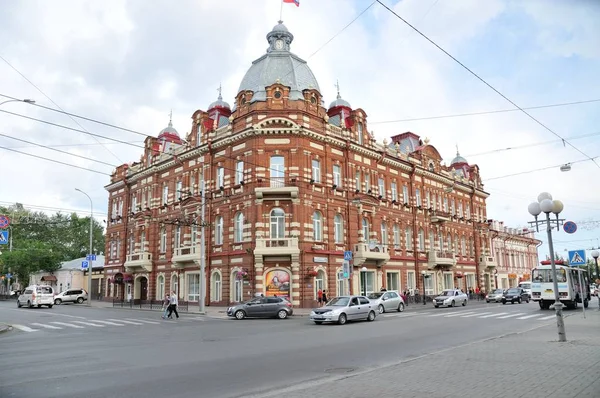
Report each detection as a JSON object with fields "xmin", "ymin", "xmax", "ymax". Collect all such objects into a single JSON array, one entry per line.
[{"xmin": 256, "ymin": 308, "xmax": 600, "ymax": 398}]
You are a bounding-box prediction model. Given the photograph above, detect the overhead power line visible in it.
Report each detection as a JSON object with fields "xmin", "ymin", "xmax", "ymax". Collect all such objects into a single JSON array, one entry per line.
[
  {"xmin": 0, "ymin": 55, "xmax": 124, "ymax": 164},
  {"xmin": 484, "ymin": 156, "xmax": 598, "ymax": 181},
  {"xmin": 0, "ymin": 200, "xmax": 107, "ymax": 217},
  {"xmin": 375, "ymin": 0, "xmax": 600, "ymax": 170},
  {"xmin": 0, "ymin": 144, "xmax": 112, "ymax": 176},
  {"xmin": 0, "ymin": 133, "xmax": 118, "ymax": 168},
  {"xmin": 370, "ymin": 98, "xmax": 600, "ymax": 125}
]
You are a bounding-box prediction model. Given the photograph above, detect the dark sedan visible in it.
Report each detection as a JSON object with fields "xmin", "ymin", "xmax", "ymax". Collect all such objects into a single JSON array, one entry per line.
[
  {"xmin": 227, "ymin": 296, "xmax": 293, "ymax": 320},
  {"xmin": 502, "ymin": 288, "xmax": 530, "ymax": 304}
]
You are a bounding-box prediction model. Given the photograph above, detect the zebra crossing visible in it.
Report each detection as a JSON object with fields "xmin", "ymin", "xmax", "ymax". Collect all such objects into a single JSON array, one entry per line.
[
  {"xmin": 11, "ymin": 316, "xmax": 216, "ymax": 333},
  {"xmin": 382, "ymin": 309, "xmax": 559, "ymax": 321}
]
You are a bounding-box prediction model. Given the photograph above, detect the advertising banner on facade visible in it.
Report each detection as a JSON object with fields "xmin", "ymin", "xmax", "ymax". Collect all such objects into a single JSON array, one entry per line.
[{"xmin": 265, "ymin": 270, "xmax": 290, "ymax": 299}]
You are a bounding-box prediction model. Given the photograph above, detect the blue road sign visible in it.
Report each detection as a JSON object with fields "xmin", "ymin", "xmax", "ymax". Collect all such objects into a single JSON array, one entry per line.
[
  {"xmin": 563, "ymin": 221, "xmax": 577, "ymax": 234},
  {"xmin": 81, "ymin": 260, "xmax": 89, "ymax": 270},
  {"xmin": 568, "ymin": 250, "xmax": 586, "ymax": 266},
  {"xmin": 0, "ymin": 230, "xmax": 8, "ymax": 245},
  {"xmin": 6, "ymin": 273, "xmax": 12, "ymax": 279},
  {"xmin": 342, "ymin": 260, "xmax": 350, "ymax": 279},
  {"xmin": 86, "ymin": 254, "xmax": 96, "ymax": 261},
  {"xmin": 0, "ymin": 215, "xmax": 10, "ymax": 229},
  {"xmin": 344, "ymin": 251, "xmax": 353, "ymax": 261}
]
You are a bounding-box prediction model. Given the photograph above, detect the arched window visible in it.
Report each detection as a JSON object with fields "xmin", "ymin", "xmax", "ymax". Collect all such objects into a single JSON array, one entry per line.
[
  {"xmin": 234, "ymin": 212, "xmax": 244, "ymax": 243},
  {"xmin": 270, "ymin": 156, "xmax": 285, "ymax": 188},
  {"xmin": 175, "ymin": 225, "xmax": 181, "ymax": 249},
  {"xmin": 315, "ymin": 269, "xmax": 326, "ymax": 299},
  {"xmin": 313, "ymin": 211, "xmax": 323, "ymax": 241},
  {"xmin": 357, "ymin": 123, "xmax": 363, "ymax": 145},
  {"xmin": 380, "ymin": 223, "xmax": 388, "ymax": 246},
  {"xmin": 393, "ymin": 224, "xmax": 401, "ymax": 248},
  {"xmin": 270, "ymin": 208, "xmax": 285, "ymax": 239},
  {"xmin": 334, "ymin": 214, "xmax": 343, "ymax": 243},
  {"xmin": 231, "ymin": 271, "xmax": 243, "ymax": 302},
  {"xmin": 170, "ymin": 274, "xmax": 179, "ymax": 298},
  {"xmin": 156, "ymin": 275, "xmax": 165, "ymax": 300},
  {"xmin": 447, "ymin": 234, "xmax": 452, "ymax": 253},
  {"xmin": 215, "ymin": 216, "xmax": 223, "ymax": 245},
  {"xmin": 362, "ymin": 218, "xmax": 370, "ymax": 241},
  {"xmin": 418, "ymin": 228, "xmax": 425, "ymax": 251},
  {"xmin": 210, "ymin": 272, "xmax": 222, "ymax": 302},
  {"xmin": 428, "ymin": 231, "xmax": 434, "ymax": 251},
  {"xmin": 438, "ymin": 233, "xmax": 444, "ymax": 251},
  {"xmin": 405, "ymin": 227, "xmax": 413, "ymax": 250},
  {"xmin": 461, "ymin": 236, "xmax": 466, "ymax": 255},
  {"xmin": 160, "ymin": 227, "xmax": 167, "ymax": 252}
]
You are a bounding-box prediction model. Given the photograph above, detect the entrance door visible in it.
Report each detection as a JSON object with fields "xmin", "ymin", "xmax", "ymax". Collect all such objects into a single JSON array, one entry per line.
[{"xmin": 140, "ymin": 277, "xmax": 148, "ymax": 300}]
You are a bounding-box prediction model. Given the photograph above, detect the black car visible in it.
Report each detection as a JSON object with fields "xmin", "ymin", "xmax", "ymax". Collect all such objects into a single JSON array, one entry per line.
[
  {"xmin": 502, "ymin": 288, "xmax": 530, "ymax": 304},
  {"xmin": 227, "ymin": 296, "xmax": 293, "ymax": 320}
]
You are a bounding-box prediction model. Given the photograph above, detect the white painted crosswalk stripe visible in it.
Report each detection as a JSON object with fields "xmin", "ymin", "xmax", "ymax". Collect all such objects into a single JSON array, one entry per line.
[
  {"xmin": 479, "ymin": 312, "xmax": 509, "ymax": 318},
  {"xmin": 516, "ymin": 314, "xmax": 544, "ymax": 320},
  {"xmin": 12, "ymin": 324, "xmax": 38, "ymax": 332},
  {"xmin": 497, "ymin": 313, "xmax": 525, "ymax": 319},
  {"xmin": 460, "ymin": 312, "xmax": 492, "ymax": 318},
  {"xmin": 125, "ymin": 318, "xmax": 161, "ymax": 325},
  {"xmin": 444, "ymin": 311, "xmax": 477, "ymax": 318},
  {"xmin": 72, "ymin": 321, "xmax": 105, "ymax": 327},
  {"xmin": 538, "ymin": 315, "xmax": 556, "ymax": 320},
  {"xmin": 89, "ymin": 320, "xmax": 125, "ymax": 326},
  {"xmin": 31, "ymin": 322, "xmax": 62, "ymax": 330},
  {"xmin": 50, "ymin": 321, "xmax": 85, "ymax": 329},
  {"xmin": 107, "ymin": 319, "xmax": 143, "ymax": 325}
]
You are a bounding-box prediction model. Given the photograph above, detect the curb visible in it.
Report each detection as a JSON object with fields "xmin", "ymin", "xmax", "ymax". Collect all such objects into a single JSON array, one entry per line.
[{"xmin": 0, "ymin": 323, "xmax": 13, "ymax": 335}]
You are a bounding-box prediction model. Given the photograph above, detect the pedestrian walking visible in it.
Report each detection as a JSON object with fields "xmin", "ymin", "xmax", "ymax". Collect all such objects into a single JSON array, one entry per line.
[
  {"xmin": 161, "ymin": 294, "xmax": 170, "ymax": 319},
  {"xmin": 322, "ymin": 290, "xmax": 327, "ymax": 304},
  {"xmin": 317, "ymin": 289, "xmax": 323, "ymax": 307},
  {"xmin": 167, "ymin": 291, "xmax": 179, "ymax": 319}
]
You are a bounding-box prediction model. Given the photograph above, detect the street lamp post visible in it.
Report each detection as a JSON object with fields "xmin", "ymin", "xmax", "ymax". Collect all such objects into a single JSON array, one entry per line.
[
  {"xmin": 75, "ymin": 188, "xmax": 94, "ymax": 307},
  {"xmin": 360, "ymin": 266, "xmax": 367, "ymax": 296},
  {"xmin": 0, "ymin": 98, "xmax": 35, "ymax": 107},
  {"xmin": 421, "ymin": 271, "xmax": 429, "ymax": 305},
  {"xmin": 527, "ymin": 192, "xmax": 566, "ymax": 342}
]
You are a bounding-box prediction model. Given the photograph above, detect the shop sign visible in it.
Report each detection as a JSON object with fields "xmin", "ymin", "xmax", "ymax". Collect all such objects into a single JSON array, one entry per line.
[{"xmin": 313, "ymin": 257, "xmax": 327, "ymax": 263}]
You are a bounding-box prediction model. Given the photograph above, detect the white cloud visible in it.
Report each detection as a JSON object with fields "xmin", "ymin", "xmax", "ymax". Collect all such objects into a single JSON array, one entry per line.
[{"xmin": 0, "ymin": 0, "xmax": 599, "ymax": 257}]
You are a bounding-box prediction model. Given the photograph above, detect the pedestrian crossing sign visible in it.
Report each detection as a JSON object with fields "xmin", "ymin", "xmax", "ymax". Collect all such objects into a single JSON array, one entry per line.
[
  {"xmin": 568, "ymin": 250, "xmax": 586, "ymax": 266},
  {"xmin": 0, "ymin": 230, "xmax": 8, "ymax": 245}
]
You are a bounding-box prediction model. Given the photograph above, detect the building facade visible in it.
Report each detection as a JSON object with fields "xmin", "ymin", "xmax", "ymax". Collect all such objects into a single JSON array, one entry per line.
[
  {"xmin": 104, "ymin": 22, "xmax": 512, "ymax": 307},
  {"xmin": 487, "ymin": 220, "xmax": 541, "ymax": 290}
]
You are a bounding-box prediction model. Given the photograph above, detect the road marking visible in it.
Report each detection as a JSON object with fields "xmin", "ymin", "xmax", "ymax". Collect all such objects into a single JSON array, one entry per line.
[
  {"xmin": 516, "ymin": 314, "xmax": 544, "ymax": 320},
  {"xmin": 7, "ymin": 309, "xmax": 86, "ymax": 319},
  {"xmin": 12, "ymin": 324, "xmax": 39, "ymax": 332},
  {"xmin": 444, "ymin": 311, "xmax": 477, "ymax": 317},
  {"xmin": 461, "ymin": 312, "xmax": 492, "ymax": 318},
  {"xmin": 89, "ymin": 320, "xmax": 125, "ymax": 326},
  {"xmin": 50, "ymin": 321, "xmax": 85, "ymax": 329},
  {"xmin": 427, "ymin": 312, "xmax": 457, "ymax": 317},
  {"xmin": 479, "ymin": 312, "xmax": 509, "ymax": 318},
  {"xmin": 30, "ymin": 323, "xmax": 62, "ymax": 329},
  {"xmin": 125, "ymin": 318, "xmax": 160, "ymax": 325},
  {"xmin": 496, "ymin": 313, "xmax": 525, "ymax": 319},
  {"xmin": 538, "ymin": 315, "xmax": 556, "ymax": 320},
  {"xmin": 72, "ymin": 321, "xmax": 106, "ymax": 327},
  {"xmin": 106, "ymin": 319, "xmax": 144, "ymax": 325}
]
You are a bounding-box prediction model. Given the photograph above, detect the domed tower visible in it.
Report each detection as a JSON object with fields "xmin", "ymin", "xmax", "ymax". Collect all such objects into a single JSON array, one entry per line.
[
  {"xmin": 449, "ymin": 147, "xmax": 471, "ymax": 178},
  {"xmin": 206, "ymin": 84, "xmax": 232, "ymax": 130},
  {"xmin": 327, "ymin": 81, "xmax": 353, "ymax": 129},
  {"xmin": 157, "ymin": 111, "xmax": 182, "ymax": 153},
  {"xmin": 237, "ymin": 21, "xmax": 321, "ymax": 103}
]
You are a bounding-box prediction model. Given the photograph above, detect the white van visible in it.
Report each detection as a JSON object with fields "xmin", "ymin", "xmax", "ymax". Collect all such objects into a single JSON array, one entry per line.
[
  {"xmin": 518, "ymin": 281, "xmax": 532, "ymax": 298},
  {"xmin": 17, "ymin": 285, "xmax": 55, "ymax": 308}
]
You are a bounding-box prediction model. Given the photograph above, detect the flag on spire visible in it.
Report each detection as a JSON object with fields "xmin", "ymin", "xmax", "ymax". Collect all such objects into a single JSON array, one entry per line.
[{"xmin": 283, "ymin": 0, "xmax": 300, "ymax": 6}]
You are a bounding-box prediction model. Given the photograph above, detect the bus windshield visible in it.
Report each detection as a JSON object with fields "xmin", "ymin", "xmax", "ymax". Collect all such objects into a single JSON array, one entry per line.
[{"xmin": 532, "ymin": 268, "xmax": 567, "ymax": 283}]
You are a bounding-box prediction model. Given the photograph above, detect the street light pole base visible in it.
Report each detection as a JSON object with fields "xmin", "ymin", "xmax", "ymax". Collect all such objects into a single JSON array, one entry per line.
[{"xmin": 553, "ymin": 302, "xmax": 567, "ymax": 342}]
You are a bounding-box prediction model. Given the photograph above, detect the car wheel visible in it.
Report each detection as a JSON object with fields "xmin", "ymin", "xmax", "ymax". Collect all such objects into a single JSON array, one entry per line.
[
  {"xmin": 47, "ymin": 305, "xmax": 53, "ymax": 308},
  {"xmin": 378, "ymin": 304, "xmax": 385, "ymax": 314},
  {"xmin": 518, "ymin": 298, "xmax": 522, "ymax": 304},
  {"xmin": 314, "ymin": 321, "xmax": 323, "ymax": 325},
  {"xmin": 451, "ymin": 300, "xmax": 455, "ymax": 307},
  {"xmin": 277, "ymin": 310, "xmax": 288, "ymax": 319},
  {"xmin": 17, "ymin": 300, "xmax": 21, "ymax": 308},
  {"xmin": 27, "ymin": 300, "xmax": 33, "ymax": 308},
  {"xmin": 76, "ymin": 297, "xmax": 84, "ymax": 304},
  {"xmin": 486, "ymin": 300, "xmax": 490, "ymax": 303},
  {"xmin": 502, "ymin": 300, "xmax": 506, "ymax": 305},
  {"xmin": 337, "ymin": 313, "xmax": 347, "ymax": 325},
  {"xmin": 54, "ymin": 299, "xmax": 62, "ymax": 305},
  {"xmin": 234, "ymin": 310, "xmax": 245, "ymax": 320},
  {"xmin": 367, "ymin": 311, "xmax": 376, "ymax": 322},
  {"xmin": 397, "ymin": 302, "xmax": 405, "ymax": 312},
  {"xmin": 434, "ymin": 305, "xmax": 439, "ymax": 308},
  {"xmin": 462, "ymin": 300, "xmax": 467, "ymax": 306}
]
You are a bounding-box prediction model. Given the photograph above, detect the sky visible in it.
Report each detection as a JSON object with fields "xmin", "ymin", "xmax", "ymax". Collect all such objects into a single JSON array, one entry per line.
[{"xmin": 0, "ymin": 0, "xmax": 599, "ymax": 261}]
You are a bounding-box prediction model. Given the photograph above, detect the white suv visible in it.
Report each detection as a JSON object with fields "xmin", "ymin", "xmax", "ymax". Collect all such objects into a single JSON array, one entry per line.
[{"xmin": 17, "ymin": 285, "xmax": 55, "ymax": 308}]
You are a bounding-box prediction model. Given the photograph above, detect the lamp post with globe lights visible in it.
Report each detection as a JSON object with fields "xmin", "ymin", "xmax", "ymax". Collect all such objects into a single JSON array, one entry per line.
[
  {"xmin": 591, "ymin": 250, "xmax": 599, "ymax": 284},
  {"xmin": 421, "ymin": 271, "xmax": 430, "ymax": 305},
  {"xmin": 527, "ymin": 192, "xmax": 566, "ymax": 342}
]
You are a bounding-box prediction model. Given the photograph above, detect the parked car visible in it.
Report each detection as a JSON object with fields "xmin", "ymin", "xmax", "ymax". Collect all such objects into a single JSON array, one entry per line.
[
  {"xmin": 54, "ymin": 289, "xmax": 88, "ymax": 305},
  {"xmin": 310, "ymin": 295, "xmax": 377, "ymax": 325},
  {"xmin": 486, "ymin": 289, "xmax": 505, "ymax": 303},
  {"xmin": 367, "ymin": 291, "xmax": 405, "ymax": 314},
  {"xmin": 227, "ymin": 296, "xmax": 293, "ymax": 320},
  {"xmin": 433, "ymin": 289, "xmax": 468, "ymax": 308},
  {"xmin": 502, "ymin": 288, "xmax": 530, "ymax": 304},
  {"xmin": 17, "ymin": 285, "xmax": 54, "ymax": 308}
]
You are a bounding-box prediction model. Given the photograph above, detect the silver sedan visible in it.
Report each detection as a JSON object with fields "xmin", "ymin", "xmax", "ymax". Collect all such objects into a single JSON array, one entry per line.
[
  {"xmin": 310, "ymin": 295, "xmax": 377, "ymax": 325},
  {"xmin": 433, "ymin": 289, "xmax": 468, "ymax": 308},
  {"xmin": 367, "ymin": 291, "xmax": 405, "ymax": 314}
]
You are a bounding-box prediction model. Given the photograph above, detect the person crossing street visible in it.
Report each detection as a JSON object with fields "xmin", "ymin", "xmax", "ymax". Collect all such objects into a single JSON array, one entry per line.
[{"xmin": 167, "ymin": 291, "xmax": 179, "ymax": 319}]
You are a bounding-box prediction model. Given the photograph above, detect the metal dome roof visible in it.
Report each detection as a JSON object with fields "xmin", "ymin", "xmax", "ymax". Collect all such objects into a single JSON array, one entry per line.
[
  {"xmin": 450, "ymin": 149, "xmax": 468, "ymax": 165},
  {"xmin": 208, "ymin": 85, "xmax": 230, "ymax": 110},
  {"xmin": 237, "ymin": 21, "xmax": 320, "ymax": 102}
]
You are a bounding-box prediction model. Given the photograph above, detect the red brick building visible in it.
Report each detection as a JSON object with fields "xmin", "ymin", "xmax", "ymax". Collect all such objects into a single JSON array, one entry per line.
[{"xmin": 104, "ymin": 21, "xmax": 505, "ymax": 307}]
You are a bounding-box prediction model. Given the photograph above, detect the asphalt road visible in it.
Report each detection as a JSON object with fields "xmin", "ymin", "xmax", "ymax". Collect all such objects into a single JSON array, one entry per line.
[{"xmin": 0, "ymin": 299, "xmax": 585, "ymax": 398}]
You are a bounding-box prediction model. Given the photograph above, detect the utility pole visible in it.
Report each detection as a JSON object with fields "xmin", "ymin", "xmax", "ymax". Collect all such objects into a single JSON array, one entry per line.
[
  {"xmin": 199, "ymin": 180, "xmax": 206, "ymax": 314},
  {"xmin": 76, "ymin": 188, "xmax": 94, "ymax": 306}
]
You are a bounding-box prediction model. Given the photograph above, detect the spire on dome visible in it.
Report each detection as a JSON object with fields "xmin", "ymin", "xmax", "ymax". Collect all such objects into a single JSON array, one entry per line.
[
  {"xmin": 335, "ymin": 79, "xmax": 341, "ymax": 99},
  {"xmin": 450, "ymin": 145, "xmax": 468, "ymax": 165},
  {"xmin": 328, "ymin": 79, "xmax": 351, "ymax": 109},
  {"xmin": 208, "ymin": 83, "xmax": 231, "ymax": 111},
  {"xmin": 168, "ymin": 109, "xmax": 173, "ymax": 127}
]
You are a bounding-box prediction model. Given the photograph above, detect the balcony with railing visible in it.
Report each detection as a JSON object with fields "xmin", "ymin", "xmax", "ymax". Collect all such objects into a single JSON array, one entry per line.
[
  {"xmin": 124, "ymin": 252, "xmax": 153, "ymax": 272},
  {"xmin": 254, "ymin": 177, "xmax": 299, "ymax": 201},
  {"xmin": 427, "ymin": 250, "xmax": 456, "ymax": 268},
  {"xmin": 430, "ymin": 210, "xmax": 451, "ymax": 223},
  {"xmin": 254, "ymin": 237, "xmax": 300, "ymax": 258},
  {"xmin": 353, "ymin": 243, "xmax": 390, "ymax": 267},
  {"xmin": 479, "ymin": 255, "xmax": 497, "ymax": 269},
  {"xmin": 172, "ymin": 244, "xmax": 201, "ymax": 267}
]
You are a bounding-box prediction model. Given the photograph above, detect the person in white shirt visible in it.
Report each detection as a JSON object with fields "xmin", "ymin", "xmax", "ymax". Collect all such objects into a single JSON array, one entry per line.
[{"xmin": 167, "ymin": 291, "xmax": 179, "ymax": 319}]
